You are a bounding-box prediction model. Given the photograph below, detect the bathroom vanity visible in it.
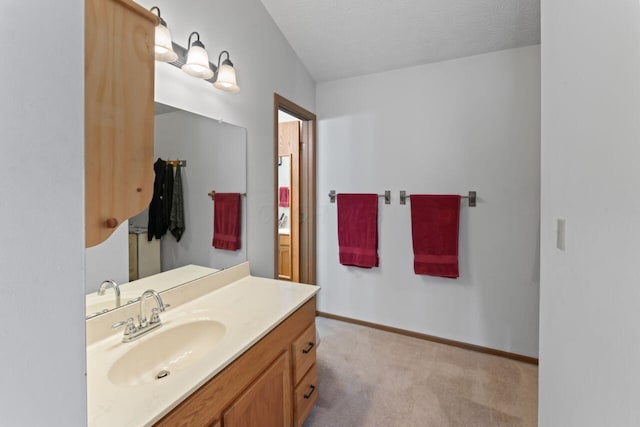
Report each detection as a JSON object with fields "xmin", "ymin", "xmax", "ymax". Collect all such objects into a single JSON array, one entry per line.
[{"xmin": 86, "ymin": 262, "xmax": 319, "ymax": 427}]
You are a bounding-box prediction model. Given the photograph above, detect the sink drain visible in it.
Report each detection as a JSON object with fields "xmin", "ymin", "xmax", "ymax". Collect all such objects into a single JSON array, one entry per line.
[{"xmin": 156, "ymin": 370, "xmax": 170, "ymax": 380}]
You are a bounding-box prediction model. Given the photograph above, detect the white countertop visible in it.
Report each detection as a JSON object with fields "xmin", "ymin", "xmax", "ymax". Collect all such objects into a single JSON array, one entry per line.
[{"xmin": 86, "ymin": 267, "xmax": 318, "ymax": 427}]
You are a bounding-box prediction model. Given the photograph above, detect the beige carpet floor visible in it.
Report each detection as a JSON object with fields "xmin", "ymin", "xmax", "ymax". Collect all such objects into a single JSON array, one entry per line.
[{"xmin": 304, "ymin": 317, "xmax": 538, "ymax": 427}]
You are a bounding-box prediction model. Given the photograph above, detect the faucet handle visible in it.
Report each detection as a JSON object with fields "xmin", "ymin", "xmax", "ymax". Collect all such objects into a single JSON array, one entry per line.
[
  {"xmin": 150, "ymin": 308, "xmax": 160, "ymax": 324},
  {"xmin": 112, "ymin": 318, "xmax": 137, "ymax": 336},
  {"xmin": 138, "ymin": 314, "xmax": 148, "ymax": 329}
]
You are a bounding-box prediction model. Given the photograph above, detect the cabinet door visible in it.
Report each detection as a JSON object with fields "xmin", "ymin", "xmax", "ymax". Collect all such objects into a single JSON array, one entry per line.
[
  {"xmin": 278, "ymin": 235, "xmax": 292, "ymax": 280},
  {"xmin": 223, "ymin": 351, "xmax": 292, "ymax": 427},
  {"xmin": 85, "ymin": 0, "xmax": 156, "ymax": 247}
]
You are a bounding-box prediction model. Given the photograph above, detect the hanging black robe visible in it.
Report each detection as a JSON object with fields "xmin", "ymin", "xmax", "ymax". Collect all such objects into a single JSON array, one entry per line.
[{"xmin": 148, "ymin": 158, "xmax": 166, "ymax": 241}]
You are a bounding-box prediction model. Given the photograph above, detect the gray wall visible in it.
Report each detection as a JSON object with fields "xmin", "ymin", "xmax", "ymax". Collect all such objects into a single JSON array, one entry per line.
[
  {"xmin": 0, "ymin": 0, "xmax": 87, "ymax": 424},
  {"xmin": 540, "ymin": 0, "xmax": 640, "ymax": 424}
]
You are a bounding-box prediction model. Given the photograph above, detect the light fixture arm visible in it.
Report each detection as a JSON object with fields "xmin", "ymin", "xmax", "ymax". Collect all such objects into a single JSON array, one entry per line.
[
  {"xmin": 187, "ymin": 31, "xmax": 203, "ymax": 48},
  {"xmin": 149, "ymin": 6, "xmax": 166, "ymax": 26},
  {"xmin": 217, "ymin": 50, "xmax": 231, "ymax": 68}
]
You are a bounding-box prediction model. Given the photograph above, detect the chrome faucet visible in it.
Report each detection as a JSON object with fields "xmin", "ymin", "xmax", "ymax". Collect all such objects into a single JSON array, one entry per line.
[
  {"xmin": 112, "ymin": 289, "xmax": 170, "ymax": 343},
  {"xmin": 139, "ymin": 289, "xmax": 168, "ymax": 328},
  {"xmin": 98, "ymin": 280, "xmax": 121, "ymax": 307}
]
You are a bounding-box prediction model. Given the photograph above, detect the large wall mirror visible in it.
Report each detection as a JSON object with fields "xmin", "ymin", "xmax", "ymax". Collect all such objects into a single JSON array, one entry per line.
[{"xmin": 85, "ymin": 103, "xmax": 247, "ymax": 318}]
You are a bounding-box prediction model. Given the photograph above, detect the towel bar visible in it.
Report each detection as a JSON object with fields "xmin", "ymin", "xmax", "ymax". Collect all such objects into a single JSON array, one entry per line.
[
  {"xmin": 399, "ymin": 190, "xmax": 476, "ymax": 207},
  {"xmin": 328, "ymin": 190, "xmax": 391, "ymax": 205},
  {"xmin": 208, "ymin": 191, "xmax": 247, "ymax": 200},
  {"xmin": 166, "ymin": 159, "xmax": 187, "ymax": 167}
]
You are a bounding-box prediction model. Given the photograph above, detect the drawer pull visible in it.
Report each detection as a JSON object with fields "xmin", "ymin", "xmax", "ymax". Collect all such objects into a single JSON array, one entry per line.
[
  {"xmin": 303, "ymin": 384, "xmax": 316, "ymax": 399},
  {"xmin": 302, "ymin": 342, "xmax": 315, "ymax": 354}
]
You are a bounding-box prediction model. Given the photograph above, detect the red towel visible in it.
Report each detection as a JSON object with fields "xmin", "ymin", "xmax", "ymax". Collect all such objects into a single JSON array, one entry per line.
[
  {"xmin": 279, "ymin": 186, "xmax": 290, "ymax": 207},
  {"xmin": 337, "ymin": 194, "xmax": 379, "ymax": 268},
  {"xmin": 410, "ymin": 195, "xmax": 461, "ymax": 278},
  {"xmin": 212, "ymin": 193, "xmax": 241, "ymax": 251}
]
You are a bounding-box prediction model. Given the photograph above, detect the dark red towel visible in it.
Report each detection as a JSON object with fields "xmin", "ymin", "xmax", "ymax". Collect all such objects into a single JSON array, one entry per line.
[
  {"xmin": 410, "ymin": 195, "xmax": 461, "ymax": 278},
  {"xmin": 279, "ymin": 186, "xmax": 290, "ymax": 207},
  {"xmin": 337, "ymin": 194, "xmax": 379, "ymax": 268},
  {"xmin": 212, "ymin": 193, "xmax": 241, "ymax": 251}
]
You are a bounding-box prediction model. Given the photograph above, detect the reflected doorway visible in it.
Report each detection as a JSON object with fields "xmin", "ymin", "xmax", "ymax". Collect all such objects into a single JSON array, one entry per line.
[{"xmin": 274, "ymin": 94, "xmax": 316, "ymax": 284}]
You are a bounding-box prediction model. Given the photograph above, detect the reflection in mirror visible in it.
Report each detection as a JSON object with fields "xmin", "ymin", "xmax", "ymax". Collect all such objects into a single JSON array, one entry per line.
[
  {"xmin": 277, "ymin": 155, "xmax": 292, "ymax": 280},
  {"xmin": 85, "ymin": 103, "xmax": 247, "ymax": 318},
  {"xmin": 278, "ymin": 155, "xmax": 291, "ymax": 235}
]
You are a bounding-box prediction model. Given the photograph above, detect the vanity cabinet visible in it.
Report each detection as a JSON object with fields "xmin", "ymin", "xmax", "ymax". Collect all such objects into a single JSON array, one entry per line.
[
  {"xmin": 85, "ymin": 0, "xmax": 157, "ymax": 247},
  {"xmin": 155, "ymin": 297, "xmax": 318, "ymax": 427}
]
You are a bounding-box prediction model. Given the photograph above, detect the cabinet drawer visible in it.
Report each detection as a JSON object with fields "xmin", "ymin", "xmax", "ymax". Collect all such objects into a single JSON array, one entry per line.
[
  {"xmin": 292, "ymin": 322, "xmax": 316, "ymax": 384},
  {"xmin": 294, "ymin": 364, "xmax": 318, "ymax": 427}
]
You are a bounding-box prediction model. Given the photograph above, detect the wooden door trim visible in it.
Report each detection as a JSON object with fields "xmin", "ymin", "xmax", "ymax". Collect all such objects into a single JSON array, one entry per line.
[{"xmin": 273, "ymin": 94, "xmax": 317, "ymax": 284}]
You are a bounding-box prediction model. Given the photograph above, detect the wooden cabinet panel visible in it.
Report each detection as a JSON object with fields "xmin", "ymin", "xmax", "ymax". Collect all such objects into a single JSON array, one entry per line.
[
  {"xmin": 85, "ymin": 0, "xmax": 156, "ymax": 247},
  {"xmin": 294, "ymin": 364, "xmax": 318, "ymax": 427},
  {"xmin": 278, "ymin": 121, "xmax": 298, "ymax": 156},
  {"xmin": 278, "ymin": 234, "xmax": 292, "ymax": 280},
  {"xmin": 223, "ymin": 352, "xmax": 292, "ymax": 427},
  {"xmin": 292, "ymin": 323, "xmax": 316, "ymax": 384}
]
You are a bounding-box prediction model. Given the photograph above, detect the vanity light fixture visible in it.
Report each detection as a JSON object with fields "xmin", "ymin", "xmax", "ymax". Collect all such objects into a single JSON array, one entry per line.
[
  {"xmin": 181, "ymin": 31, "xmax": 214, "ymax": 80},
  {"xmin": 150, "ymin": 7, "xmax": 178, "ymax": 63},
  {"xmin": 149, "ymin": 6, "xmax": 240, "ymax": 94},
  {"xmin": 213, "ymin": 51, "xmax": 240, "ymax": 93}
]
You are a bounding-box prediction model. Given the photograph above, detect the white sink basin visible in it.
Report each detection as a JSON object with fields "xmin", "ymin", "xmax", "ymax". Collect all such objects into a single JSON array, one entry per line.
[{"xmin": 108, "ymin": 320, "xmax": 227, "ymax": 386}]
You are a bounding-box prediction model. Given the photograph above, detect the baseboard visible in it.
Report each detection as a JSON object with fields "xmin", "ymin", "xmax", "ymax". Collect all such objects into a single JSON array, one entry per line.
[{"xmin": 315, "ymin": 311, "xmax": 538, "ymax": 365}]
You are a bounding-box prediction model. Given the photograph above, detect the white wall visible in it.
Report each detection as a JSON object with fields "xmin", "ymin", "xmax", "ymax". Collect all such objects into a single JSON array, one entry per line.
[
  {"xmin": 316, "ymin": 46, "xmax": 540, "ymax": 357},
  {"xmin": 154, "ymin": 110, "xmax": 247, "ymax": 271},
  {"xmin": 0, "ymin": 1, "xmax": 86, "ymax": 425},
  {"xmin": 85, "ymin": 221, "xmax": 129, "ymax": 294},
  {"xmin": 539, "ymin": 1, "xmax": 640, "ymax": 425},
  {"xmin": 136, "ymin": 0, "xmax": 316, "ymax": 278}
]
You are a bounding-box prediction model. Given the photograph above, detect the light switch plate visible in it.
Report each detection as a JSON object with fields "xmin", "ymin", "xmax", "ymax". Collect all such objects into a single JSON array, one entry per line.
[{"xmin": 556, "ymin": 218, "xmax": 566, "ymax": 251}]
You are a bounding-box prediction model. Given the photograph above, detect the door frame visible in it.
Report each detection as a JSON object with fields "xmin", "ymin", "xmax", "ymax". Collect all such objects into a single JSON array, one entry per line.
[{"xmin": 273, "ymin": 93, "xmax": 317, "ymax": 284}]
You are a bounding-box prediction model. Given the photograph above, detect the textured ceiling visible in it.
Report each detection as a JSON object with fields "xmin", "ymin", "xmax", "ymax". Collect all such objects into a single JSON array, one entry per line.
[{"xmin": 260, "ymin": 0, "xmax": 540, "ymax": 82}]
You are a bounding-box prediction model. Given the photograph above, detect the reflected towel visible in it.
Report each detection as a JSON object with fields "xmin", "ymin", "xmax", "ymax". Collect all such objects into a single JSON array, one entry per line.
[
  {"xmin": 279, "ymin": 186, "xmax": 290, "ymax": 207},
  {"xmin": 212, "ymin": 193, "xmax": 241, "ymax": 251},
  {"xmin": 169, "ymin": 165, "xmax": 185, "ymax": 242},
  {"xmin": 337, "ymin": 194, "xmax": 379, "ymax": 268},
  {"xmin": 410, "ymin": 195, "xmax": 461, "ymax": 278}
]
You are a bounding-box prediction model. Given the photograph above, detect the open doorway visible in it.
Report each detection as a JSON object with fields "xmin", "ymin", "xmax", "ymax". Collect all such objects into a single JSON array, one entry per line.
[{"xmin": 274, "ymin": 94, "xmax": 317, "ymax": 284}]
